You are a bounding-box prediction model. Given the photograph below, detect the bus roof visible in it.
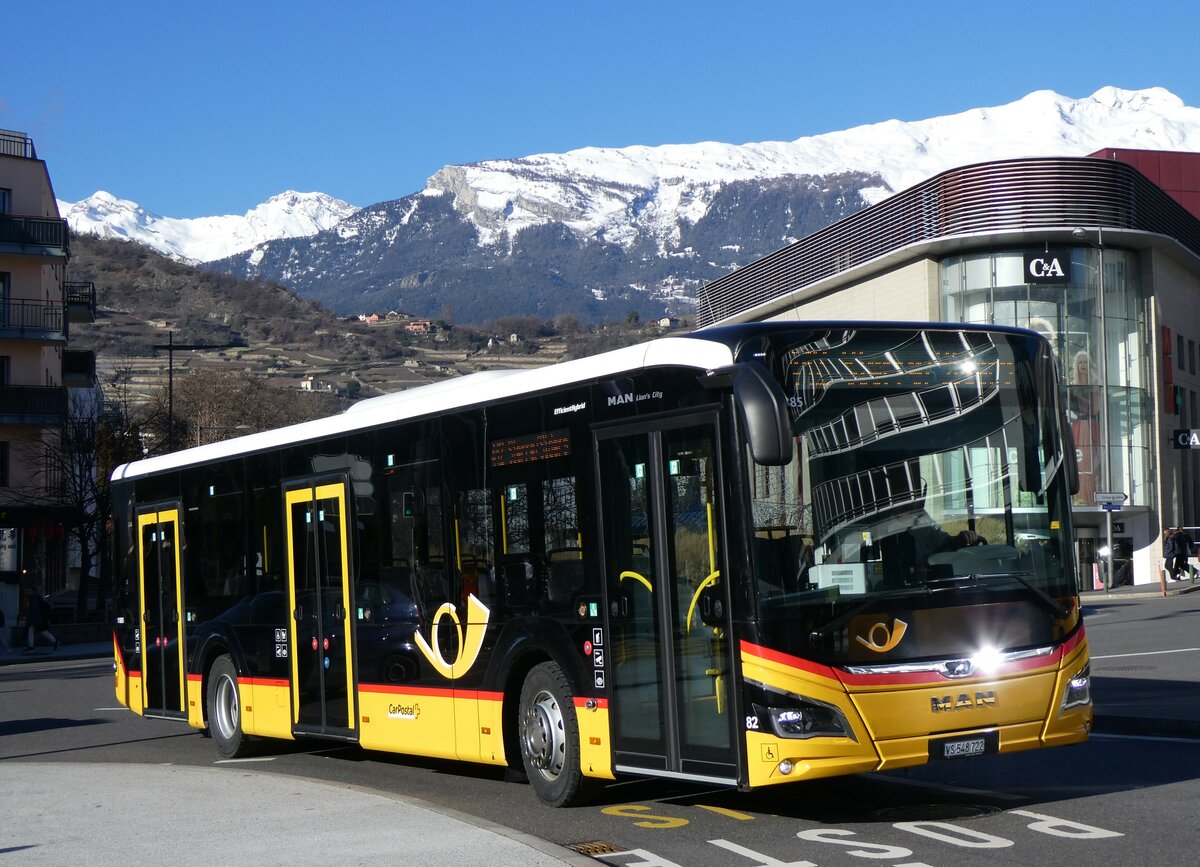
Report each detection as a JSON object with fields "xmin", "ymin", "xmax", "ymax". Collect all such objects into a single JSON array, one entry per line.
[{"xmin": 111, "ymin": 334, "xmax": 736, "ymax": 482}]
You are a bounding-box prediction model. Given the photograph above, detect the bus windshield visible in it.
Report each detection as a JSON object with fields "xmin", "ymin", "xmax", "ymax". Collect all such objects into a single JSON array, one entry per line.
[{"xmin": 742, "ymin": 325, "xmax": 1078, "ymax": 665}]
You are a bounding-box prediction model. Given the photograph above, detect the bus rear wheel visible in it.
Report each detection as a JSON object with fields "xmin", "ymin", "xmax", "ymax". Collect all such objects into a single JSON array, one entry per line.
[
  {"xmin": 207, "ymin": 654, "xmax": 250, "ymax": 758},
  {"xmin": 518, "ymin": 661, "xmax": 600, "ymax": 807}
]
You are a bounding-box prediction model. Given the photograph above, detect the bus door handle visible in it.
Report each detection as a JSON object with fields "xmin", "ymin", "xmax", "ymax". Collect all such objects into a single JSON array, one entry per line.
[{"xmin": 609, "ymin": 592, "xmax": 631, "ymax": 618}]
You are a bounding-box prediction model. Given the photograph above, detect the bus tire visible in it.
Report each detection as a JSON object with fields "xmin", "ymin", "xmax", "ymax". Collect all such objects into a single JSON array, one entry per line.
[
  {"xmin": 518, "ymin": 661, "xmax": 600, "ymax": 807},
  {"xmin": 206, "ymin": 654, "xmax": 250, "ymax": 758}
]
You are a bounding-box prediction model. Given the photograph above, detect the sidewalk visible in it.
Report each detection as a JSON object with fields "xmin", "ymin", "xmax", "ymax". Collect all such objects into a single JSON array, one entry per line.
[
  {"xmin": 1080, "ymin": 573, "xmax": 1200, "ymax": 602},
  {"xmin": 0, "ymin": 762, "xmax": 584, "ymax": 866},
  {"xmin": 0, "ymin": 640, "xmax": 113, "ymax": 666}
]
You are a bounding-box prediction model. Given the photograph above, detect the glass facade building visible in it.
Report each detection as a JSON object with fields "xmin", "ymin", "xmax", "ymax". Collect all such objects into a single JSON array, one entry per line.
[
  {"xmin": 941, "ymin": 247, "xmax": 1154, "ymax": 512},
  {"xmin": 698, "ymin": 154, "xmax": 1200, "ymax": 587}
]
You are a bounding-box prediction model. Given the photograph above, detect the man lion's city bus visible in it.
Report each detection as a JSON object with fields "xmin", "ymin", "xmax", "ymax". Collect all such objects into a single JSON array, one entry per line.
[{"xmin": 111, "ymin": 321, "xmax": 1092, "ymax": 807}]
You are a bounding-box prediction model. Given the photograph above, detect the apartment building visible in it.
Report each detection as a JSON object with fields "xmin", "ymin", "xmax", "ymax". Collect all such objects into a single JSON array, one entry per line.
[{"xmin": 0, "ymin": 129, "xmax": 96, "ymax": 628}]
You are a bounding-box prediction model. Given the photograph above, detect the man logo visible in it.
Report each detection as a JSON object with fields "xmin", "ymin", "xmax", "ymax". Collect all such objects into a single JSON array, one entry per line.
[{"xmin": 855, "ymin": 618, "xmax": 908, "ymax": 653}]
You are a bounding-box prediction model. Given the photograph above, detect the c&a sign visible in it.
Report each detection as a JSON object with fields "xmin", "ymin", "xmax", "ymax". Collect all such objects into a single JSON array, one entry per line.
[
  {"xmin": 1024, "ymin": 248, "xmax": 1070, "ymax": 284},
  {"xmin": 1174, "ymin": 429, "xmax": 1200, "ymax": 449}
]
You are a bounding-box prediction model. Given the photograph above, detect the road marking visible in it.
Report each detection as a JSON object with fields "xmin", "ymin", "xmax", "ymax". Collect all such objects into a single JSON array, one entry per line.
[
  {"xmin": 1090, "ymin": 647, "xmax": 1200, "ymax": 660},
  {"xmin": 93, "ymin": 707, "xmax": 129, "ymax": 711},
  {"xmin": 695, "ymin": 805, "xmax": 756, "ymax": 821},
  {"xmin": 215, "ymin": 757, "xmax": 278, "ymax": 763}
]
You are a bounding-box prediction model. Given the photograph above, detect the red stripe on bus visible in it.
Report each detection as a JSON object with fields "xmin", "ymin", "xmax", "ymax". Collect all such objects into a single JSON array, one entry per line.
[
  {"xmin": 1060, "ymin": 625, "xmax": 1086, "ymax": 656},
  {"xmin": 575, "ymin": 697, "xmax": 609, "ymax": 709},
  {"xmin": 739, "ymin": 640, "xmax": 839, "ymax": 680},
  {"xmin": 359, "ymin": 683, "xmax": 503, "ymax": 702}
]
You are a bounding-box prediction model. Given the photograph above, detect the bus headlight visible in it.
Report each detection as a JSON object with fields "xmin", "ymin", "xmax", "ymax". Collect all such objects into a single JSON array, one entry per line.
[
  {"xmin": 755, "ymin": 697, "xmax": 855, "ymax": 740},
  {"xmin": 1061, "ymin": 663, "xmax": 1091, "ymax": 711}
]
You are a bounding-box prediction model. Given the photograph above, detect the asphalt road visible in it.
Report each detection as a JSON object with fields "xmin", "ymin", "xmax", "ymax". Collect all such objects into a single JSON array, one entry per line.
[{"xmin": 3, "ymin": 593, "xmax": 1199, "ymax": 865}]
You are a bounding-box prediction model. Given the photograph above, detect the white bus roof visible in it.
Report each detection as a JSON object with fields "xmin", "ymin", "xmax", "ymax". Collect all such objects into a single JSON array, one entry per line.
[{"xmin": 112, "ymin": 334, "xmax": 735, "ymax": 482}]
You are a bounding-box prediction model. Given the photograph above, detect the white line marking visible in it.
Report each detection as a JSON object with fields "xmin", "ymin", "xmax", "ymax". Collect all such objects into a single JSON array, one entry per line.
[
  {"xmin": 1091, "ymin": 647, "xmax": 1200, "ymax": 660},
  {"xmin": 215, "ymin": 757, "xmax": 278, "ymax": 763}
]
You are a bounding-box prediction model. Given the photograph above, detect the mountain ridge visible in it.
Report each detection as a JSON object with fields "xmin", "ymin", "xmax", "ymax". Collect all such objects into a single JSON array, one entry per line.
[{"xmin": 59, "ymin": 86, "xmax": 1200, "ymax": 324}]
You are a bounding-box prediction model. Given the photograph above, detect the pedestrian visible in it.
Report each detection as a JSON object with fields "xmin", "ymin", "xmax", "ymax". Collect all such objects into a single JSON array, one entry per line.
[
  {"xmin": 22, "ymin": 584, "xmax": 58, "ymax": 651},
  {"xmin": 1174, "ymin": 526, "xmax": 1195, "ymax": 580},
  {"xmin": 1162, "ymin": 529, "xmax": 1178, "ymax": 581}
]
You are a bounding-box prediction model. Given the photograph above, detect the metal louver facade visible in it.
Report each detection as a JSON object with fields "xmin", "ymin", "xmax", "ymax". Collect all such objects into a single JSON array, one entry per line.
[{"xmin": 697, "ymin": 157, "xmax": 1200, "ymax": 326}]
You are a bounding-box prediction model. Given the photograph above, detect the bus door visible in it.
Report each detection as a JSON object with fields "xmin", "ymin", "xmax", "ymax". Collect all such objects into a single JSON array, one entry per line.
[
  {"xmin": 285, "ymin": 478, "xmax": 356, "ymax": 739},
  {"xmin": 595, "ymin": 416, "xmax": 739, "ymax": 784},
  {"xmin": 137, "ymin": 505, "xmax": 186, "ymax": 719}
]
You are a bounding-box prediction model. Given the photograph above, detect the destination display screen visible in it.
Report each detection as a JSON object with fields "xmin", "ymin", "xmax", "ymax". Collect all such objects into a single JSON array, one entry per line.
[{"xmin": 489, "ymin": 429, "xmax": 571, "ymax": 467}]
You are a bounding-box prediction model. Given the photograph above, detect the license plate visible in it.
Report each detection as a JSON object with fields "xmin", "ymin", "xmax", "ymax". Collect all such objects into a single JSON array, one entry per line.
[{"xmin": 930, "ymin": 731, "xmax": 996, "ymax": 761}]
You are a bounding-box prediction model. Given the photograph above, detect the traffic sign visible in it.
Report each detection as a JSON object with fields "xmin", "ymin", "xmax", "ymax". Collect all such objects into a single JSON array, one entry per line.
[{"xmin": 1094, "ymin": 491, "xmax": 1128, "ymax": 506}]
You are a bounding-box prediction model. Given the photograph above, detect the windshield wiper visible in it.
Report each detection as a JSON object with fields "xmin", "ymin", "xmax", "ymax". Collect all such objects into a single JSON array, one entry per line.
[
  {"xmin": 932, "ymin": 570, "xmax": 1070, "ymax": 620},
  {"xmin": 808, "ymin": 585, "xmax": 933, "ymax": 643}
]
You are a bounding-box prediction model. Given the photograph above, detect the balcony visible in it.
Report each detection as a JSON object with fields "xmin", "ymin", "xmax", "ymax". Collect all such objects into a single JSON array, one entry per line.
[
  {"xmin": 0, "ymin": 298, "xmax": 66, "ymax": 342},
  {"xmin": 0, "ymin": 130, "xmax": 36, "ymax": 159},
  {"xmin": 64, "ymin": 281, "xmax": 97, "ymax": 323},
  {"xmin": 0, "ymin": 214, "xmax": 69, "ymax": 258},
  {"xmin": 63, "ymin": 349, "xmax": 97, "ymax": 388},
  {"xmin": 0, "ymin": 384, "xmax": 68, "ymax": 425}
]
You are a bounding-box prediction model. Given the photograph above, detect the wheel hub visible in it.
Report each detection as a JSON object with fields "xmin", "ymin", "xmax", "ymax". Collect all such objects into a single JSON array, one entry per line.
[{"xmin": 524, "ymin": 690, "xmax": 564, "ymax": 778}]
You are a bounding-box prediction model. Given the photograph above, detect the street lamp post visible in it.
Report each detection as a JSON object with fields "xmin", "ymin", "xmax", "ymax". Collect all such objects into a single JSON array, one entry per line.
[{"xmin": 151, "ymin": 331, "xmax": 240, "ymax": 452}]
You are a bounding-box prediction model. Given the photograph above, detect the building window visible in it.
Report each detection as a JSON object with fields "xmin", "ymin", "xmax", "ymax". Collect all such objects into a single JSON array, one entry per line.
[
  {"xmin": 1191, "ymin": 340, "xmax": 1197, "ymax": 375},
  {"xmin": 0, "ymin": 442, "xmax": 8, "ymax": 487},
  {"xmin": 1179, "ymin": 333, "xmax": 1187, "ymax": 370},
  {"xmin": 0, "ymin": 188, "xmax": 11, "ymax": 214},
  {"xmin": 0, "ymin": 355, "xmax": 8, "ymax": 385},
  {"xmin": 940, "ymin": 246, "xmax": 1151, "ymax": 510}
]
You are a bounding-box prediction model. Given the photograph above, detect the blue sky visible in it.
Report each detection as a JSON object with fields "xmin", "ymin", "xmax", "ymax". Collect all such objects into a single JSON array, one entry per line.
[{"xmin": 4, "ymin": 0, "xmax": 1197, "ymax": 218}]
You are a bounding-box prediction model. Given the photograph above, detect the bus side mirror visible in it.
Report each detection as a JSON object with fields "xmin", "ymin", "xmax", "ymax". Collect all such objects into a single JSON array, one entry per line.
[{"xmin": 705, "ymin": 363, "xmax": 794, "ymax": 466}]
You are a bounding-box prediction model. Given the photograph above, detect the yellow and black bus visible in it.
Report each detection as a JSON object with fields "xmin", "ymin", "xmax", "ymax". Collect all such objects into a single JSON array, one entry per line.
[{"xmin": 111, "ymin": 321, "xmax": 1092, "ymax": 806}]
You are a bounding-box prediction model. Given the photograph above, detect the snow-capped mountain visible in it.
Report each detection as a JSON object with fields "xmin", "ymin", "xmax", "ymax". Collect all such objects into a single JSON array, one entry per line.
[
  {"xmin": 423, "ymin": 86, "xmax": 1200, "ymax": 251},
  {"xmin": 66, "ymin": 86, "xmax": 1200, "ymax": 323},
  {"xmin": 58, "ymin": 190, "xmax": 358, "ymax": 263}
]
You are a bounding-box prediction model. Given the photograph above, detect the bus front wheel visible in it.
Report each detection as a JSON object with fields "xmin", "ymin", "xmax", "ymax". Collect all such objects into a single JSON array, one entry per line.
[
  {"xmin": 206, "ymin": 654, "xmax": 250, "ymax": 758},
  {"xmin": 518, "ymin": 661, "xmax": 600, "ymax": 807}
]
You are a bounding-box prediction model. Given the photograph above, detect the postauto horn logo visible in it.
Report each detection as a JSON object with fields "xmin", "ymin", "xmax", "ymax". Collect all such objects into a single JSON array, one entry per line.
[
  {"xmin": 414, "ymin": 593, "xmax": 491, "ymax": 679},
  {"xmin": 855, "ymin": 618, "xmax": 908, "ymax": 653}
]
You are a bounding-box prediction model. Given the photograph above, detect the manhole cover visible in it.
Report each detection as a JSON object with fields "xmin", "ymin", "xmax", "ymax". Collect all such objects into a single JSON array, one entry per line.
[
  {"xmin": 873, "ymin": 803, "xmax": 999, "ymax": 822},
  {"xmin": 566, "ymin": 840, "xmax": 623, "ymax": 856}
]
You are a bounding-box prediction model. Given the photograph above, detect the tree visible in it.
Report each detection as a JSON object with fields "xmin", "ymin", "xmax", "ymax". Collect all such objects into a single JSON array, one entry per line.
[{"xmin": 141, "ymin": 368, "xmax": 343, "ymax": 448}]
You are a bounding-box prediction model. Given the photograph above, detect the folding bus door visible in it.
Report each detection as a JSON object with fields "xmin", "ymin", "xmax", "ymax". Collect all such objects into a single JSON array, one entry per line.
[
  {"xmin": 595, "ymin": 415, "xmax": 739, "ymax": 784},
  {"xmin": 285, "ymin": 478, "xmax": 356, "ymax": 739},
  {"xmin": 137, "ymin": 505, "xmax": 187, "ymax": 719}
]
